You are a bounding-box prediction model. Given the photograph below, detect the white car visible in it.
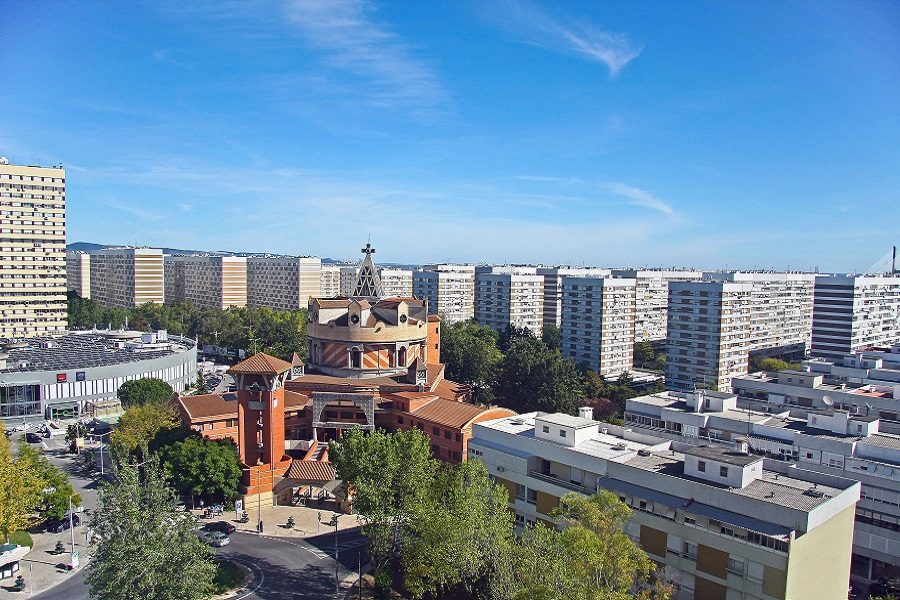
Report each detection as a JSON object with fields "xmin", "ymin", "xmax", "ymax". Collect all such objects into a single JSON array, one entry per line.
[{"xmin": 198, "ymin": 530, "xmax": 230, "ymax": 547}]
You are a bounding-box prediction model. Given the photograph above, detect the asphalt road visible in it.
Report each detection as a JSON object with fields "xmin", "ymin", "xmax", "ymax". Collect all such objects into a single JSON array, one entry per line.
[
  {"xmin": 30, "ymin": 449, "xmax": 367, "ymax": 600},
  {"xmin": 31, "ymin": 528, "xmax": 368, "ymax": 600}
]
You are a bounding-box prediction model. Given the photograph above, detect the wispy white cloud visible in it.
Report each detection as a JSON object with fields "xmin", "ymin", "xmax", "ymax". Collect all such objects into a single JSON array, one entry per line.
[
  {"xmin": 281, "ymin": 0, "xmax": 447, "ymax": 109},
  {"xmin": 604, "ymin": 182, "xmax": 674, "ymax": 216},
  {"xmin": 489, "ymin": 1, "xmax": 643, "ymax": 76},
  {"xmin": 517, "ymin": 174, "xmax": 582, "ymax": 184}
]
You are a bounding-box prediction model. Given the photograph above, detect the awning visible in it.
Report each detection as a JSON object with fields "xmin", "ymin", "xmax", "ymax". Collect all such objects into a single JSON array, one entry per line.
[
  {"xmin": 598, "ymin": 477, "xmax": 689, "ymax": 510},
  {"xmin": 685, "ymin": 501, "xmax": 793, "ymax": 540}
]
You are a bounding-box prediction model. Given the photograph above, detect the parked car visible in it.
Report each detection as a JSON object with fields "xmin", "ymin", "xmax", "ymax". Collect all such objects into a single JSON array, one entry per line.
[
  {"xmin": 25, "ymin": 432, "xmax": 42, "ymax": 443},
  {"xmin": 204, "ymin": 521, "xmax": 236, "ymax": 535},
  {"xmin": 46, "ymin": 514, "xmax": 81, "ymax": 533},
  {"xmin": 197, "ymin": 530, "xmax": 230, "ymax": 547}
]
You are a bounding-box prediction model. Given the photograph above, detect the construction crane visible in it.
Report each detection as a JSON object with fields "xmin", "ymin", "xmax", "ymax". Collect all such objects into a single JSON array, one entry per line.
[{"xmin": 865, "ymin": 246, "xmax": 898, "ymax": 275}]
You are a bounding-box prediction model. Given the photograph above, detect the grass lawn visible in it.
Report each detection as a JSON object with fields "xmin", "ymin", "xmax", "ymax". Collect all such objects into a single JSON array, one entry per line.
[
  {"xmin": 210, "ymin": 559, "xmax": 246, "ymax": 596},
  {"xmin": 7, "ymin": 531, "xmax": 33, "ymax": 547}
]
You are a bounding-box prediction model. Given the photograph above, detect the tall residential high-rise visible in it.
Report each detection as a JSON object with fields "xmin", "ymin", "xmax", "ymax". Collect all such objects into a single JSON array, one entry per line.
[
  {"xmin": 560, "ymin": 277, "xmax": 636, "ymax": 378},
  {"xmin": 320, "ymin": 265, "xmax": 341, "ymax": 297},
  {"xmin": 66, "ymin": 250, "xmax": 91, "ymax": 299},
  {"xmin": 536, "ymin": 267, "xmax": 611, "ymax": 329},
  {"xmin": 610, "ymin": 269, "xmax": 704, "ymax": 342},
  {"xmin": 378, "ymin": 268, "xmax": 413, "ymax": 298},
  {"xmin": 164, "ymin": 255, "xmax": 247, "ymax": 309},
  {"xmin": 89, "ymin": 247, "xmax": 164, "ymax": 307},
  {"xmin": 413, "ymin": 264, "xmax": 476, "ymax": 324},
  {"xmin": 339, "ymin": 266, "xmax": 360, "ymax": 296},
  {"xmin": 246, "ymin": 256, "xmax": 321, "ymax": 310},
  {"xmin": 705, "ymin": 271, "xmax": 816, "ymax": 357},
  {"xmin": 666, "ymin": 281, "xmax": 753, "ymax": 392},
  {"xmin": 474, "ymin": 266, "xmax": 544, "ymax": 335},
  {"xmin": 811, "ymin": 274, "xmax": 900, "ymax": 359},
  {"xmin": 0, "ymin": 160, "xmax": 67, "ymax": 338}
]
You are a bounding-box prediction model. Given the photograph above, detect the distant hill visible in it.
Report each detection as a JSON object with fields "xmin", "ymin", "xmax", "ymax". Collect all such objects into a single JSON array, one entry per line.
[{"xmin": 66, "ymin": 242, "xmax": 418, "ymax": 268}]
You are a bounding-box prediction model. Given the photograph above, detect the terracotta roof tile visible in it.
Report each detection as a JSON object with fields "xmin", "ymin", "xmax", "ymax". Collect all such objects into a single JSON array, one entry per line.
[
  {"xmin": 178, "ymin": 393, "xmax": 238, "ymax": 421},
  {"xmin": 227, "ymin": 353, "xmax": 293, "ymax": 376},
  {"xmin": 410, "ymin": 398, "xmax": 495, "ymax": 429},
  {"xmin": 427, "ymin": 314, "xmax": 441, "ymax": 322},
  {"xmin": 290, "ymin": 352, "xmax": 305, "ymax": 366},
  {"xmin": 284, "ymin": 460, "xmax": 337, "ymax": 483},
  {"xmin": 285, "ymin": 390, "xmax": 310, "ymax": 408}
]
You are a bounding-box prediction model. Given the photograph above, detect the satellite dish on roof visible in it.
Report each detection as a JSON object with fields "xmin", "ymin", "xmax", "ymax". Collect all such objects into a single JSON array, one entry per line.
[{"xmin": 822, "ymin": 395, "xmax": 833, "ymax": 408}]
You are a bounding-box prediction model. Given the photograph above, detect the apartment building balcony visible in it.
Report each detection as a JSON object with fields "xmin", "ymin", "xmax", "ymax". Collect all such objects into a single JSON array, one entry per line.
[{"xmin": 528, "ymin": 469, "xmax": 595, "ymax": 496}]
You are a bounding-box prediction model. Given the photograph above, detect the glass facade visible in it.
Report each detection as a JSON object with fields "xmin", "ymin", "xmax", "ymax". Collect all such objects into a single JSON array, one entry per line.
[{"xmin": 0, "ymin": 384, "xmax": 41, "ymax": 418}]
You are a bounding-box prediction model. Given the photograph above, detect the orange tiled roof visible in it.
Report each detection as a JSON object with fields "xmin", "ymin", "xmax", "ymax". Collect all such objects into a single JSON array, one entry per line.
[
  {"xmin": 427, "ymin": 314, "xmax": 441, "ymax": 322},
  {"xmin": 227, "ymin": 353, "xmax": 292, "ymax": 376},
  {"xmin": 290, "ymin": 352, "xmax": 305, "ymax": 366},
  {"xmin": 410, "ymin": 397, "xmax": 494, "ymax": 429},
  {"xmin": 283, "ymin": 460, "xmax": 337, "ymax": 483},
  {"xmin": 285, "ymin": 390, "xmax": 311, "ymax": 408},
  {"xmin": 178, "ymin": 393, "xmax": 237, "ymax": 421}
]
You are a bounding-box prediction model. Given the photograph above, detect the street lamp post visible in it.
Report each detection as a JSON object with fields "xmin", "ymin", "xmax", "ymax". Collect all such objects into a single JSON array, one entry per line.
[
  {"xmin": 68, "ymin": 496, "xmax": 78, "ymax": 569},
  {"xmin": 93, "ymin": 431, "xmax": 112, "ymax": 476},
  {"xmin": 240, "ymin": 467, "xmax": 262, "ymax": 533},
  {"xmin": 329, "ymin": 514, "xmax": 340, "ymax": 595}
]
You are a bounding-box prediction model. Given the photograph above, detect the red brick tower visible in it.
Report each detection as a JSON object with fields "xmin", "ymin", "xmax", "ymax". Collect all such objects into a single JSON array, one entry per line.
[{"xmin": 226, "ymin": 353, "xmax": 293, "ymax": 508}]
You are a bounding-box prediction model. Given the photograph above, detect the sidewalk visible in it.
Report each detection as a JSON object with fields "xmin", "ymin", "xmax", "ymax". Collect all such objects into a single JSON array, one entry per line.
[
  {"xmin": 14, "ymin": 525, "xmax": 92, "ymax": 596},
  {"xmin": 195, "ymin": 503, "xmax": 360, "ymax": 538}
]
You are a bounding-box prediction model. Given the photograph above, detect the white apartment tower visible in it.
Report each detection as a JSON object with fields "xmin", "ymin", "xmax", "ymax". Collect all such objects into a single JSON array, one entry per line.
[
  {"xmin": 811, "ymin": 274, "xmax": 900, "ymax": 360},
  {"xmin": 66, "ymin": 251, "xmax": 91, "ymax": 299},
  {"xmin": 0, "ymin": 161, "xmax": 67, "ymax": 338},
  {"xmin": 246, "ymin": 256, "xmax": 321, "ymax": 310},
  {"xmin": 89, "ymin": 247, "xmax": 164, "ymax": 307},
  {"xmin": 560, "ymin": 277, "xmax": 636, "ymax": 378},
  {"xmin": 164, "ymin": 255, "xmax": 247, "ymax": 309},
  {"xmin": 611, "ymin": 269, "xmax": 704, "ymax": 342},
  {"xmin": 536, "ymin": 266, "xmax": 611, "ymax": 329},
  {"xmin": 378, "ymin": 268, "xmax": 413, "ymax": 298},
  {"xmin": 320, "ymin": 265, "xmax": 341, "ymax": 298},
  {"xmin": 339, "ymin": 266, "xmax": 360, "ymax": 296},
  {"xmin": 475, "ymin": 267, "xmax": 544, "ymax": 335},
  {"xmin": 413, "ymin": 264, "xmax": 476, "ymax": 324},
  {"xmin": 706, "ymin": 271, "xmax": 816, "ymax": 356},
  {"xmin": 666, "ymin": 281, "xmax": 753, "ymax": 392}
]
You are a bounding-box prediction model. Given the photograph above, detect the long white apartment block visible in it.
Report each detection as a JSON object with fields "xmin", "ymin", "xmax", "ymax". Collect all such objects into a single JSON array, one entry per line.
[
  {"xmin": 378, "ymin": 268, "xmax": 413, "ymax": 298},
  {"xmin": 623, "ymin": 388, "xmax": 900, "ymax": 588},
  {"xmin": 667, "ymin": 281, "xmax": 753, "ymax": 392},
  {"xmin": 706, "ymin": 271, "xmax": 816, "ymax": 356},
  {"xmin": 66, "ymin": 250, "xmax": 90, "ymax": 299},
  {"xmin": 0, "ymin": 161, "xmax": 67, "ymax": 338},
  {"xmin": 471, "ymin": 411, "xmax": 860, "ymax": 600},
  {"xmin": 560, "ymin": 277, "xmax": 635, "ymax": 378},
  {"xmin": 475, "ymin": 266, "xmax": 544, "ymax": 335},
  {"xmin": 89, "ymin": 247, "xmax": 164, "ymax": 307},
  {"xmin": 413, "ymin": 264, "xmax": 475, "ymax": 324},
  {"xmin": 811, "ymin": 274, "xmax": 900, "ymax": 360},
  {"xmin": 536, "ymin": 266, "xmax": 611, "ymax": 329},
  {"xmin": 164, "ymin": 255, "xmax": 247, "ymax": 309},
  {"xmin": 611, "ymin": 269, "xmax": 704, "ymax": 342},
  {"xmin": 320, "ymin": 265, "xmax": 341, "ymax": 298},
  {"xmin": 246, "ymin": 256, "xmax": 321, "ymax": 311}
]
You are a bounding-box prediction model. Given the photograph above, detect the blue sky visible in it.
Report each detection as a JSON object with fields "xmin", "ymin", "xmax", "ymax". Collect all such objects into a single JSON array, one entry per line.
[{"xmin": 2, "ymin": 0, "xmax": 898, "ymax": 271}]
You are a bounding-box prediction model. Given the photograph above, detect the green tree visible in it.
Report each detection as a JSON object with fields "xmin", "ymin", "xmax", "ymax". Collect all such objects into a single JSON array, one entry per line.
[
  {"xmin": 0, "ymin": 437, "xmax": 44, "ymax": 541},
  {"xmin": 158, "ymin": 436, "xmax": 242, "ymax": 503},
  {"xmin": 116, "ymin": 378, "xmax": 174, "ymax": 408},
  {"xmin": 86, "ymin": 459, "xmax": 217, "ymax": 600},
  {"xmin": 541, "ymin": 326, "xmax": 562, "ymax": 351},
  {"xmin": 402, "ymin": 459, "xmax": 514, "ymax": 599},
  {"xmin": 495, "ymin": 336, "xmax": 584, "ymax": 414},
  {"xmin": 330, "ymin": 428, "xmax": 438, "ymax": 592},
  {"xmin": 633, "ymin": 342, "xmax": 655, "ymax": 368},
  {"xmin": 441, "ymin": 321, "xmax": 503, "ymax": 404},
  {"xmin": 749, "ymin": 356, "xmax": 800, "ymax": 373},
  {"xmin": 110, "ymin": 403, "xmax": 179, "ymax": 464},
  {"xmin": 17, "ymin": 445, "xmax": 82, "ymax": 521}
]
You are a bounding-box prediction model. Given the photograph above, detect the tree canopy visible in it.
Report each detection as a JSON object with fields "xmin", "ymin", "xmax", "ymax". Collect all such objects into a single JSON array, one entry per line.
[
  {"xmin": 110, "ymin": 403, "xmax": 180, "ymax": 465},
  {"xmin": 17, "ymin": 444, "xmax": 82, "ymax": 521},
  {"xmin": 495, "ymin": 335, "xmax": 585, "ymax": 415},
  {"xmin": 158, "ymin": 435, "xmax": 242, "ymax": 503},
  {"xmin": 0, "ymin": 436, "xmax": 44, "ymax": 540},
  {"xmin": 86, "ymin": 459, "xmax": 217, "ymax": 600},
  {"xmin": 117, "ymin": 378, "xmax": 174, "ymax": 408}
]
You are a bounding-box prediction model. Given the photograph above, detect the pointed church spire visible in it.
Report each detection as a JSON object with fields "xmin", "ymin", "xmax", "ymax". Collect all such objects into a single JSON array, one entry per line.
[{"xmin": 353, "ymin": 240, "xmax": 383, "ymax": 298}]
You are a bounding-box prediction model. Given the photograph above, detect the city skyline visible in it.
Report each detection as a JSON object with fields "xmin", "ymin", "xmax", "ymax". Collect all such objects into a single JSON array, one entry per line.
[{"xmin": 2, "ymin": 1, "xmax": 899, "ymax": 270}]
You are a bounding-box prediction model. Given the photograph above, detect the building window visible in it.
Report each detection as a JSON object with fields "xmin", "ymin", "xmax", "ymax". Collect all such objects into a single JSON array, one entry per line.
[
  {"xmin": 720, "ymin": 466, "xmax": 728, "ymax": 478},
  {"xmin": 398, "ymin": 346, "xmax": 407, "ymax": 367},
  {"xmin": 526, "ymin": 489, "xmax": 537, "ymax": 505},
  {"xmin": 559, "ymin": 429, "xmax": 567, "ymax": 438},
  {"xmin": 683, "ymin": 542, "xmax": 698, "ymax": 559},
  {"xmin": 728, "ymin": 557, "xmax": 745, "ymax": 575},
  {"xmin": 350, "ymin": 349, "xmax": 361, "ymax": 369},
  {"xmin": 433, "ymin": 426, "xmax": 440, "ymax": 435},
  {"xmin": 397, "ymin": 416, "xmax": 404, "ymax": 425},
  {"xmin": 515, "ymin": 483, "xmax": 526, "ymax": 500},
  {"xmin": 542, "ymin": 425, "xmax": 549, "ymax": 433},
  {"xmin": 698, "ymin": 461, "xmax": 706, "ymax": 472}
]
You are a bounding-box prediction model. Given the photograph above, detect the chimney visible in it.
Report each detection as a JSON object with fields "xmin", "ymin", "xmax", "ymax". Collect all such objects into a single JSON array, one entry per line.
[{"xmin": 578, "ymin": 406, "xmax": 594, "ymax": 420}]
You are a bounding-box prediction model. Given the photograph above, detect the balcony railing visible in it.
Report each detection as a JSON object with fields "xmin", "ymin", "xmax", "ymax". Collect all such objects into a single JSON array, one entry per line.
[{"xmin": 528, "ymin": 470, "xmax": 594, "ymax": 495}]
